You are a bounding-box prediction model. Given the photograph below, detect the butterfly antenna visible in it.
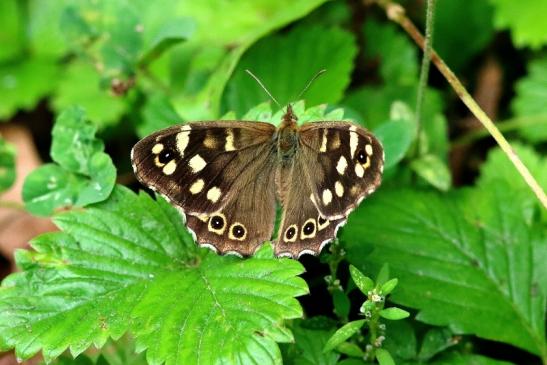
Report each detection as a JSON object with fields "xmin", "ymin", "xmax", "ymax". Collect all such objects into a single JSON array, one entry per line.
[
  {"xmin": 296, "ymin": 69, "xmax": 327, "ymax": 100},
  {"xmin": 245, "ymin": 70, "xmax": 281, "ymax": 109}
]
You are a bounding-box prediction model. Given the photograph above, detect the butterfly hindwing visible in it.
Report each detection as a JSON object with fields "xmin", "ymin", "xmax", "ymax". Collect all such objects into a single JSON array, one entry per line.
[
  {"xmin": 131, "ymin": 121, "xmax": 276, "ymax": 216},
  {"xmin": 274, "ymin": 149, "xmax": 346, "ymax": 258},
  {"xmin": 298, "ymin": 122, "xmax": 384, "ymax": 220}
]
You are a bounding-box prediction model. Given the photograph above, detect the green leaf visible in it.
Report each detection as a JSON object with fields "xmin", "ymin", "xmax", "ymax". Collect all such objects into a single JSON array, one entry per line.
[
  {"xmin": 223, "ymin": 24, "xmax": 356, "ymax": 116},
  {"xmin": 0, "ymin": 138, "xmax": 16, "ymax": 192},
  {"xmin": 282, "ymin": 320, "xmax": 339, "ymax": 365},
  {"xmin": 28, "ymin": 0, "xmax": 69, "ymax": 58},
  {"xmin": 410, "ymin": 154, "xmax": 452, "ymax": 191},
  {"xmin": 363, "ymin": 19, "xmax": 418, "ymax": 85},
  {"xmin": 349, "ymin": 265, "xmax": 374, "ymax": 294},
  {"xmin": 323, "ymin": 320, "xmax": 365, "ymax": 353},
  {"xmin": 342, "ymin": 184, "xmax": 547, "ymax": 357},
  {"xmin": 0, "ymin": 58, "xmax": 60, "ymax": 120},
  {"xmin": 374, "ymin": 119, "xmax": 415, "ymax": 170},
  {"xmin": 375, "ymin": 348, "xmax": 395, "ymax": 365},
  {"xmin": 511, "ymin": 57, "xmax": 547, "ymax": 142},
  {"xmin": 434, "ymin": 0, "xmax": 495, "ymax": 70},
  {"xmin": 22, "ymin": 107, "xmax": 116, "ymax": 215},
  {"xmin": 137, "ymin": 93, "xmax": 183, "ymax": 138},
  {"xmin": 379, "ymin": 307, "xmax": 410, "ymax": 320},
  {"xmin": 380, "ymin": 278, "xmax": 398, "ymax": 295},
  {"xmin": 489, "ymin": 0, "xmax": 547, "ymax": 49},
  {"xmin": 382, "ymin": 320, "xmax": 417, "ymax": 361},
  {"xmin": 335, "ymin": 342, "xmax": 365, "ymax": 357},
  {"xmin": 0, "ymin": 0, "xmax": 24, "ymax": 62},
  {"xmin": 1, "ymin": 186, "xmax": 308, "ymax": 364},
  {"xmin": 52, "ymin": 61, "xmax": 128, "ymax": 129},
  {"xmin": 332, "ymin": 289, "xmax": 351, "ymax": 320},
  {"xmin": 418, "ymin": 327, "xmax": 457, "ymax": 361},
  {"xmin": 432, "ymin": 352, "xmax": 515, "ymax": 365}
]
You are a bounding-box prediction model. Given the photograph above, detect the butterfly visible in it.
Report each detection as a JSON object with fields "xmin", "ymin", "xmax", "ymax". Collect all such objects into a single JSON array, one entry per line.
[{"xmin": 131, "ymin": 102, "xmax": 384, "ymax": 258}]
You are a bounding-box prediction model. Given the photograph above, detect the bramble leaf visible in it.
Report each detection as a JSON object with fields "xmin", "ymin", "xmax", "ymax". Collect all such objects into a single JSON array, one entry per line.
[
  {"xmin": 1, "ymin": 186, "xmax": 308, "ymax": 364},
  {"xmin": 223, "ymin": 25, "xmax": 357, "ymax": 116},
  {"xmin": 342, "ymin": 183, "xmax": 547, "ymax": 357},
  {"xmin": 22, "ymin": 107, "xmax": 116, "ymax": 215}
]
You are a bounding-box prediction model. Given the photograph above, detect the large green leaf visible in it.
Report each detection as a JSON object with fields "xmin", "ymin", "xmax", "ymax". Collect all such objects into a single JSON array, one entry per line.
[
  {"xmin": 0, "ymin": 0, "xmax": 24, "ymax": 62},
  {"xmin": 1, "ymin": 186, "xmax": 308, "ymax": 364},
  {"xmin": 511, "ymin": 57, "xmax": 547, "ymax": 143},
  {"xmin": 341, "ymin": 184, "xmax": 546, "ymax": 359},
  {"xmin": 223, "ymin": 24, "xmax": 357, "ymax": 116},
  {"xmin": 22, "ymin": 107, "xmax": 116, "ymax": 215},
  {"xmin": 489, "ymin": 0, "xmax": 547, "ymax": 49},
  {"xmin": 28, "ymin": 0, "xmax": 70, "ymax": 58}
]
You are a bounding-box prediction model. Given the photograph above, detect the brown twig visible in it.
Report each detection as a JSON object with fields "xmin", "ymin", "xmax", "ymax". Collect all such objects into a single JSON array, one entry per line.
[{"xmin": 373, "ymin": 0, "xmax": 547, "ymax": 209}]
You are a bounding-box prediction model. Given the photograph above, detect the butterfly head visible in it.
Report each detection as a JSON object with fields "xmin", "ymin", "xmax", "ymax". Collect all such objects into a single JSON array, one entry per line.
[{"xmin": 281, "ymin": 104, "xmax": 298, "ymax": 129}]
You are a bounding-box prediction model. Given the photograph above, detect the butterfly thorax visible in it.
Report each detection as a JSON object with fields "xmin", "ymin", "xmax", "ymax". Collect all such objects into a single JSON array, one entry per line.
[{"xmin": 277, "ymin": 105, "xmax": 299, "ymax": 161}]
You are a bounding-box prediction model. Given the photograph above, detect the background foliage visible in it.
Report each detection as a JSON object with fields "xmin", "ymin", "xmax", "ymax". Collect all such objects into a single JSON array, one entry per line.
[{"xmin": 0, "ymin": 0, "xmax": 546, "ymax": 365}]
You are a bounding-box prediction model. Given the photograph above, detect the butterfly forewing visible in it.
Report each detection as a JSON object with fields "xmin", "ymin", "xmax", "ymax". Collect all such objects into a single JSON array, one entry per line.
[
  {"xmin": 298, "ymin": 122, "xmax": 384, "ymax": 220},
  {"xmin": 131, "ymin": 121, "xmax": 276, "ymax": 216}
]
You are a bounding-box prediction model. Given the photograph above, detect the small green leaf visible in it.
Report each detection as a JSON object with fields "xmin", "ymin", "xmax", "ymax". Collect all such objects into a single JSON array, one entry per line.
[
  {"xmin": 375, "ymin": 348, "xmax": 395, "ymax": 365},
  {"xmin": 0, "ymin": 138, "xmax": 16, "ymax": 192},
  {"xmin": 22, "ymin": 107, "xmax": 116, "ymax": 215},
  {"xmin": 336, "ymin": 342, "xmax": 365, "ymax": 357},
  {"xmin": 349, "ymin": 265, "xmax": 374, "ymax": 294},
  {"xmin": 410, "ymin": 154, "xmax": 452, "ymax": 191},
  {"xmin": 332, "ymin": 289, "xmax": 351, "ymax": 320},
  {"xmin": 1, "ymin": 186, "xmax": 308, "ymax": 364},
  {"xmin": 380, "ymin": 278, "xmax": 398, "ymax": 295},
  {"xmin": 224, "ymin": 24, "xmax": 357, "ymax": 116},
  {"xmin": 376, "ymin": 264, "xmax": 390, "ymax": 286},
  {"xmin": 418, "ymin": 327, "xmax": 456, "ymax": 361},
  {"xmin": 511, "ymin": 57, "xmax": 547, "ymax": 143},
  {"xmin": 323, "ymin": 320, "xmax": 365, "ymax": 353},
  {"xmin": 380, "ymin": 307, "xmax": 410, "ymax": 320},
  {"xmin": 374, "ymin": 119, "xmax": 415, "ymax": 170}
]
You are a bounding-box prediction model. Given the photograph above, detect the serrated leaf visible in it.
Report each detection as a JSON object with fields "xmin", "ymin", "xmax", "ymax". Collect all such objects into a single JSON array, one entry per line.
[
  {"xmin": 342, "ymin": 184, "xmax": 547, "ymax": 357},
  {"xmin": 323, "ymin": 320, "xmax": 365, "ymax": 353},
  {"xmin": 349, "ymin": 265, "xmax": 374, "ymax": 294},
  {"xmin": 375, "ymin": 348, "xmax": 395, "ymax": 365},
  {"xmin": 380, "ymin": 307, "xmax": 410, "ymax": 320},
  {"xmin": 1, "ymin": 186, "xmax": 308, "ymax": 364},
  {"xmin": 0, "ymin": 58, "xmax": 60, "ymax": 120},
  {"xmin": 511, "ymin": 57, "xmax": 547, "ymax": 142},
  {"xmin": 0, "ymin": 138, "xmax": 16, "ymax": 192},
  {"xmin": 22, "ymin": 107, "xmax": 116, "ymax": 215},
  {"xmin": 52, "ymin": 61, "xmax": 128, "ymax": 129},
  {"xmin": 223, "ymin": 25, "xmax": 356, "ymax": 116},
  {"xmin": 281, "ymin": 320, "xmax": 339, "ymax": 365},
  {"xmin": 410, "ymin": 154, "xmax": 452, "ymax": 191},
  {"xmin": 489, "ymin": 0, "xmax": 547, "ymax": 49},
  {"xmin": 363, "ymin": 19, "xmax": 418, "ymax": 85}
]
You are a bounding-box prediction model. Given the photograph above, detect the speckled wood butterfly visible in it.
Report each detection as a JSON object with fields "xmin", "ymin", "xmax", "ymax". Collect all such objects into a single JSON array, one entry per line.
[{"xmin": 131, "ymin": 76, "xmax": 384, "ymax": 258}]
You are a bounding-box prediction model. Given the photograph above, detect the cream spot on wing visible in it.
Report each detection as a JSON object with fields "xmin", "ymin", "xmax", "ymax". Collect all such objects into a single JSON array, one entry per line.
[
  {"xmin": 189, "ymin": 179, "xmax": 204, "ymax": 194},
  {"xmin": 349, "ymin": 126, "xmax": 358, "ymax": 158},
  {"xmin": 365, "ymin": 144, "xmax": 373, "ymax": 155},
  {"xmin": 322, "ymin": 189, "xmax": 333, "ymax": 205},
  {"xmin": 310, "ymin": 194, "xmax": 316, "ymax": 204},
  {"xmin": 154, "ymin": 156, "xmax": 164, "ymax": 167},
  {"xmin": 162, "ymin": 160, "xmax": 177, "ymax": 175},
  {"xmin": 319, "ymin": 129, "xmax": 328, "ymax": 152},
  {"xmin": 335, "ymin": 181, "xmax": 344, "ymax": 197},
  {"xmin": 367, "ymin": 187, "xmax": 376, "ymax": 195},
  {"xmin": 189, "ymin": 154, "xmax": 206, "ymax": 173},
  {"xmin": 152, "ymin": 143, "xmax": 164, "ymax": 154},
  {"xmin": 203, "ymin": 133, "xmax": 217, "ymax": 149},
  {"xmin": 207, "ymin": 186, "xmax": 221, "ymax": 203},
  {"xmin": 363, "ymin": 156, "xmax": 371, "ymax": 169},
  {"xmin": 225, "ymin": 129, "xmax": 235, "ymax": 151},
  {"xmin": 330, "ymin": 132, "xmax": 341, "ymax": 150},
  {"xmin": 355, "ymin": 164, "xmax": 365, "ymax": 177},
  {"xmin": 336, "ymin": 156, "xmax": 348, "ymax": 175},
  {"xmin": 176, "ymin": 125, "xmax": 191, "ymax": 156}
]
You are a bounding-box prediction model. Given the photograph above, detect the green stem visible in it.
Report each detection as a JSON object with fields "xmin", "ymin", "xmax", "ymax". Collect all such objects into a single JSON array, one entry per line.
[
  {"xmin": 372, "ymin": 0, "xmax": 547, "ymax": 209},
  {"xmin": 415, "ymin": 0, "xmax": 436, "ymax": 156}
]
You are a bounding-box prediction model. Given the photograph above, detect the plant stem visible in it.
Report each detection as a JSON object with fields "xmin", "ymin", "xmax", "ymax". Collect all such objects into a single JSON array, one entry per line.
[
  {"xmin": 0, "ymin": 200, "xmax": 25, "ymax": 211},
  {"xmin": 372, "ymin": 0, "xmax": 547, "ymax": 209},
  {"xmin": 415, "ymin": 0, "xmax": 436, "ymax": 155}
]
